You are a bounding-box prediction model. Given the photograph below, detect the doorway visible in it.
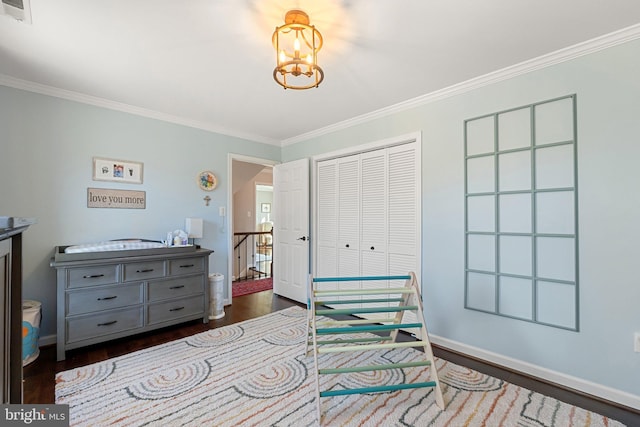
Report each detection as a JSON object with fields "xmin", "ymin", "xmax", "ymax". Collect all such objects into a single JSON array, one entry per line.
[{"xmin": 228, "ymin": 155, "xmax": 276, "ymax": 302}]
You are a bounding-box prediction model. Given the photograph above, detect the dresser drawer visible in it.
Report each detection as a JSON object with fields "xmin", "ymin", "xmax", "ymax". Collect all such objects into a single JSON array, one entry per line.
[
  {"xmin": 148, "ymin": 276, "xmax": 204, "ymax": 302},
  {"xmin": 66, "ymin": 307, "xmax": 143, "ymax": 343},
  {"xmin": 67, "ymin": 265, "xmax": 119, "ymax": 288},
  {"xmin": 169, "ymin": 257, "xmax": 204, "ymax": 275},
  {"xmin": 123, "ymin": 260, "xmax": 165, "ymax": 282},
  {"xmin": 147, "ymin": 295, "xmax": 204, "ymax": 325},
  {"xmin": 67, "ymin": 283, "xmax": 143, "ymax": 315}
]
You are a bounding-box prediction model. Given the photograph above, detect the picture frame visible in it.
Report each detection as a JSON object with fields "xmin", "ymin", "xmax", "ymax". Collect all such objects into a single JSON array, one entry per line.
[
  {"xmin": 261, "ymin": 203, "xmax": 271, "ymax": 213},
  {"xmin": 93, "ymin": 157, "xmax": 143, "ymax": 184},
  {"xmin": 198, "ymin": 171, "xmax": 218, "ymax": 191}
]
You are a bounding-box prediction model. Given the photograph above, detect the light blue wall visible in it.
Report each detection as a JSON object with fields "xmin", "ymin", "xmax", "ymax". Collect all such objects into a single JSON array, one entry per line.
[
  {"xmin": 0, "ymin": 86, "xmax": 280, "ymax": 339},
  {"xmin": 283, "ymin": 39, "xmax": 640, "ymax": 398}
]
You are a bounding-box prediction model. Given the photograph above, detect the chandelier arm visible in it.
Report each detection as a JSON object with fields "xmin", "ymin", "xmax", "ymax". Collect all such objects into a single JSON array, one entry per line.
[{"xmin": 300, "ymin": 27, "xmax": 323, "ymax": 51}]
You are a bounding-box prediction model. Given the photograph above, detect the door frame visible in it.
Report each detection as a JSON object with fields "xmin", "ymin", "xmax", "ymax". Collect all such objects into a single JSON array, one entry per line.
[
  {"xmin": 310, "ymin": 131, "xmax": 422, "ymax": 277},
  {"xmin": 226, "ymin": 153, "xmax": 279, "ymax": 305}
]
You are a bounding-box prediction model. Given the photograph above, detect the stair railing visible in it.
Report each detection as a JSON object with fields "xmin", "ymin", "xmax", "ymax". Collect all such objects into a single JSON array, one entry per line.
[{"xmin": 233, "ymin": 229, "xmax": 273, "ymax": 281}]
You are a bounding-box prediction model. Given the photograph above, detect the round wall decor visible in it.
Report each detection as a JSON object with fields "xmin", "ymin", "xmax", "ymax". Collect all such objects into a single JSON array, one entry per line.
[{"xmin": 198, "ymin": 171, "xmax": 218, "ymax": 191}]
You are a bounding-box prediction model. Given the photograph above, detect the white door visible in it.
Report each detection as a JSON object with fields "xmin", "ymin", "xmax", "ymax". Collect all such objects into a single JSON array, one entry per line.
[{"xmin": 273, "ymin": 158, "xmax": 309, "ymax": 303}]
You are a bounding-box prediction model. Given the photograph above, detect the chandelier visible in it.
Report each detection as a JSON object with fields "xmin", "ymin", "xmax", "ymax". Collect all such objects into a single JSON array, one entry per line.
[{"xmin": 272, "ymin": 10, "xmax": 324, "ymax": 90}]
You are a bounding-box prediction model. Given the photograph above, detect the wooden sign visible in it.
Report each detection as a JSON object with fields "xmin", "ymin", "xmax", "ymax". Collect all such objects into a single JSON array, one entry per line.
[{"xmin": 87, "ymin": 188, "xmax": 146, "ymax": 209}]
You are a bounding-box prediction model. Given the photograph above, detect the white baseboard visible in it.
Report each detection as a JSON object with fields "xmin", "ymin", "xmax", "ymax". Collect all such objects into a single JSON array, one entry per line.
[{"xmin": 430, "ymin": 334, "xmax": 640, "ymax": 411}]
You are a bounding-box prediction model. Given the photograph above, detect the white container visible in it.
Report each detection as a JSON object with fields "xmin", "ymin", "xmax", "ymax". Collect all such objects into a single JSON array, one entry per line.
[
  {"xmin": 22, "ymin": 300, "xmax": 41, "ymax": 366},
  {"xmin": 208, "ymin": 273, "xmax": 225, "ymax": 320}
]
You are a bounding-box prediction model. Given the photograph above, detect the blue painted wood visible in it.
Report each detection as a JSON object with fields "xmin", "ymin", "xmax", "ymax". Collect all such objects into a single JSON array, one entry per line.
[
  {"xmin": 313, "ymin": 275, "xmax": 410, "ymax": 282},
  {"xmin": 316, "ymin": 323, "xmax": 423, "ymax": 334},
  {"xmin": 319, "ymin": 381, "xmax": 436, "ymax": 397}
]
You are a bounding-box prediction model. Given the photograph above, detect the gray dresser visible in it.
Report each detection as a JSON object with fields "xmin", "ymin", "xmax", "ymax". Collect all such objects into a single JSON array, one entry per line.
[{"xmin": 51, "ymin": 247, "xmax": 213, "ymax": 361}]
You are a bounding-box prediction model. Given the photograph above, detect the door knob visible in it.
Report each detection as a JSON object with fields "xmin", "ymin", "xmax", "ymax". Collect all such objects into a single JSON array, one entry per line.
[{"xmin": 297, "ymin": 236, "xmax": 307, "ymax": 241}]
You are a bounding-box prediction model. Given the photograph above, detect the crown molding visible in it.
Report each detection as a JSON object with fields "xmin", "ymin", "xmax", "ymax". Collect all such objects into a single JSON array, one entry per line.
[
  {"xmin": 281, "ymin": 23, "xmax": 640, "ymax": 147},
  {"xmin": 0, "ymin": 74, "xmax": 281, "ymax": 146}
]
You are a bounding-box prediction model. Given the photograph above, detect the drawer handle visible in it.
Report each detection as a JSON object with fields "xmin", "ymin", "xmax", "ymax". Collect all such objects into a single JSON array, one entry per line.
[
  {"xmin": 83, "ymin": 274, "xmax": 105, "ymax": 279},
  {"xmin": 97, "ymin": 320, "xmax": 117, "ymax": 326},
  {"xmin": 169, "ymin": 285, "xmax": 185, "ymax": 290},
  {"xmin": 97, "ymin": 296, "xmax": 117, "ymax": 301},
  {"xmin": 136, "ymin": 268, "xmax": 154, "ymax": 273},
  {"xmin": 169, "ymin": 306, "xmax": 185, "ymax": 312},
  {"xmin": 179, "ymin": 264, "xmax": 195, "ymax": 268}
]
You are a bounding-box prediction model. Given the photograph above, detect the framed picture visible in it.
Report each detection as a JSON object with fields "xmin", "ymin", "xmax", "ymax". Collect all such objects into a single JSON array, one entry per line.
[
  {"xmin": 261, "ymin": 203, "xmax": 271, "ymax": 213},
  {"xmin": 198, "ymin": 171, "xmax": 218, "ymax": 191},
  {"xmin": 93, "ymin": 157, "xmax": 143, "ymax": 184}
]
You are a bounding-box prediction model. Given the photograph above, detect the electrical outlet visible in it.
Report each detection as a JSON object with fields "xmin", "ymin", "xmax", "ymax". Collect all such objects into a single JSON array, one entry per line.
[{"xmin": 635, "ymin": 333, "xmax": 640, "ymax": 353}]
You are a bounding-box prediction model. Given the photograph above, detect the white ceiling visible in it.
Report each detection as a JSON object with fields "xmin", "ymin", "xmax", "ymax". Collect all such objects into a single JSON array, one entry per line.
[{"xmin": 1, "ymin": 1, "xmax": 640, "ymax": 146}]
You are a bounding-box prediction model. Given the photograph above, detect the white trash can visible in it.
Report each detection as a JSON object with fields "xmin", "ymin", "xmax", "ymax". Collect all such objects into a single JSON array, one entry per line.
[
  {"xmin": 208, "ymin": 273, "xmax": 225, "ymax": 320},
  {"xmin": 22, "ymin": 300, "xmax": 41, "ymax": 366}
]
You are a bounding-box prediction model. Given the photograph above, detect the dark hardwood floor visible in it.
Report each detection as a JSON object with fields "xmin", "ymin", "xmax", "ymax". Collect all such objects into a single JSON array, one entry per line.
[{"xmin": 24, "ymin": 290, "xmax": 639, "ymax": 425}]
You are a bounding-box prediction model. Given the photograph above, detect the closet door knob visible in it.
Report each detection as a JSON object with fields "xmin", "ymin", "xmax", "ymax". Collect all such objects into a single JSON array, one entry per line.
[
  {"xmin": 345, "ymin": 244, "xmax": 349, "ymax": 248},
  {"xmin": 370, "ymin": 246, "xmax": 375, "ymax": 250}
]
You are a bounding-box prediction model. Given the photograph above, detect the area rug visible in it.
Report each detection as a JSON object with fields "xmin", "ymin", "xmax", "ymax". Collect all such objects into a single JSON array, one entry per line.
[
  {"xmin": 56, "ymin": 306, "xmax": 623, "ymax": 427},
  {"xmin": 232, "ymin": 277, "xmax": 273, "ymax": 297}
]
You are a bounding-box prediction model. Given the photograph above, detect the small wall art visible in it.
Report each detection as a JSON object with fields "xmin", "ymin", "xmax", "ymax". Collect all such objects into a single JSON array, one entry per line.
[
  {"xmin": 261, "ymin": 203, "xmax": 271, "ymax": 213},
  {"xmin": 93, "ymin": 157, "xmax": 143, "ymax": 184},
  {"xmin": 198, "ymin": 171, "xmax": 218, "ymax": 191}
]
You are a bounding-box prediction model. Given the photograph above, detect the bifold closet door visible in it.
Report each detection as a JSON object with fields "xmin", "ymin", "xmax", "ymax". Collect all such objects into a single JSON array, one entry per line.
[
  {"xmin": 316, "ymin": 159, "xmax": 338, "ymax": 282},
  {"xmin": 336, "ymin": 155, "xmax": 361, "ymax": 308},
  {"xmin": 387, "ymin": 143, "xmax": 420, "ymax": 328},
  {"xmin": 359, "ymin": 150, "xmax": 389, "ymax": 319},
  {"xmin": 315, "ymin": 141, "xmax": 420, "ymax": 324}
]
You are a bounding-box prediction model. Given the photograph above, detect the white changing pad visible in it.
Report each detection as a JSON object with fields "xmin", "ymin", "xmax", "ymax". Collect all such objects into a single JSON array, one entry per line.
[{"xmin": 65, "ymin": 240, "xmax": 166, "ymax": 254}]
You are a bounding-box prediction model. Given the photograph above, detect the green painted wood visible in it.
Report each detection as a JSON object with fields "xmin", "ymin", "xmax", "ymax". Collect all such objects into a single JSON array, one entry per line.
[
  {"xmin": 316, "ymin": 323, "xmax": 422, "ymax": 334},
  {"xmin": 314, "ymin": 297, "xmax": 405, "ymax": 305},
  {"xmin": 314, "ymin": 288, "xmax": 413, "ymax": 296},
  {"xmin": 319, "ymin": 361, "xmax": 431, "ymax": 375},
  {"xmin": 313, "ymin": 275, "xmax": 410, "ymax": 282},
  {"xmin": 319, "ymin": 381, "xmax": 436, "ymax": 397},
  {"xmin": 313, "ymin": 336, "xmax": 391, "ymax": 345},
  {"xmin": 318, "ymin": 341, "xmax": 428, "ymax": 354},
  {"xmin": 315, "ymin": 318, "xmax": 397, "ymax": 326},
  {"xmin": 315, "ymin": 306, "xmax": 418, "ymax": 315}
]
